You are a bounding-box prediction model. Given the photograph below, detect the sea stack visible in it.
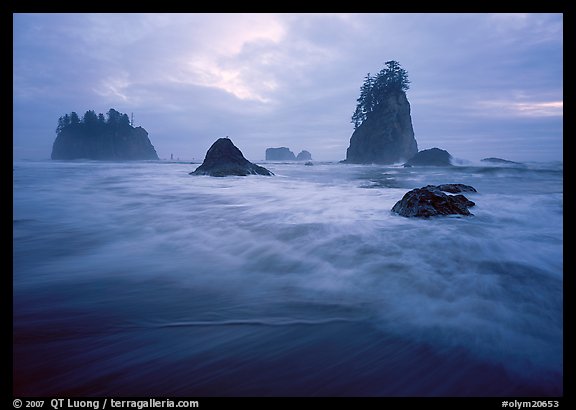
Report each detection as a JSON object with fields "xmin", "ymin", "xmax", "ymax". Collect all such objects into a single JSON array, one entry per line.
[
  {"xmin": 296, "ymin": 150, "xmax": 313, "ymax": 161},
  {"xmin": 345, "ymin": 90, "xmax": 418, "ymax": 164},
  {"xmin": 344, "ymin": 61, "xmax": 418, "ymax": 164},
  {"xmin": 191, "ymin": 137, "xmax": 273, "ymax": 177},
  {"xmin": 265, "ymin": 147, "xmax": 296, "ymax": 161}
]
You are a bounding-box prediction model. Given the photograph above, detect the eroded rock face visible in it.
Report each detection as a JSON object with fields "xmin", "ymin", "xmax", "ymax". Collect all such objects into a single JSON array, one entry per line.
[
  {"xmin": 391, "ymin": 184, "xmax": 476, "ymax": 217},
  {"xmin": 191, "ymin": 137, "xmax": 273, "ymax": 177},
  {"xmin": 266, "ymin": 147, "xmax": 296, "ymax": 161},
  {"xmin": 344, "ymin": 91, "xmax": 418, "ymax": 164},
  {"xmin": 403, "ymin": 147, "xmax": 452, "ymax": 167}
]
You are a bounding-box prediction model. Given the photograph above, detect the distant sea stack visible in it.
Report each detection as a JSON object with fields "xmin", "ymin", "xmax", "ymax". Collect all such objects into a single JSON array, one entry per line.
[
  {"xmin": 296, "ymin": 150, "xmax": 312, "ymax": 161},
  {"xmin": 404, "ymin": 147, "xmax": 453, "ymax": 167},
  {"xmin": 191, "ymin": 137, "xmax": 273, "ymax": 177},
  {"xmin": 51, "ymin": 109, "xmax": 159, "ymax": 160},
  {"xmin": 265, "ymin": 147, "xmax": 313, "ymax": 161},
  {"xmin": 344, "ymin": 61, "xmax": 418, "ymax": 164},
  {"xmin": 266, "ymin": 147, "xmax": 296, "ymax": 161}
]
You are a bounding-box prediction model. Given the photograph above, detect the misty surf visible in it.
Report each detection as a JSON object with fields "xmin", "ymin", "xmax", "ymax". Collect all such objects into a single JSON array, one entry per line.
[{"xmin": 13, "ymin": 159, "xmax": 563, "ymax": 396}]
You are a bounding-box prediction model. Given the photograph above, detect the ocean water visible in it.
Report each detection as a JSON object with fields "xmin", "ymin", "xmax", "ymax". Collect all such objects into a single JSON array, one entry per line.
[{"xmin": 13, "ymin": 159, "xmax": 563, "ymax": 396}]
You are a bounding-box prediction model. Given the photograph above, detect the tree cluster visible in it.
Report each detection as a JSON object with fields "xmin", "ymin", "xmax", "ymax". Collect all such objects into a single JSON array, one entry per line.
[
  {"xmin": 56, "ymin": 108, "xmax": 132, "ymax": 135},
  {"xmin": 351, "ymin": 60, "xmax": 410, "ymax": 129}
]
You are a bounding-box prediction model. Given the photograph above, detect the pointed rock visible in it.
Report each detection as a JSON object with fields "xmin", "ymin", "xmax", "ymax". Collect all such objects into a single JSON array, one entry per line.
[{"xmin": 191, "ymin": 138, "xmax": 273, "ymax": 177}]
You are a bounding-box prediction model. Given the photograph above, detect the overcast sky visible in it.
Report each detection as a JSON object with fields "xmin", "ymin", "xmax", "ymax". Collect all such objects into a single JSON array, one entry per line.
[{"xmin": 13, "ymin": 13, "xmax": 563, "ymax": 162}]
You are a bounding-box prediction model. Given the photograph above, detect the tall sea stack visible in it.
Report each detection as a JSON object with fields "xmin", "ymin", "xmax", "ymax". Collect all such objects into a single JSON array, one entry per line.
[
  {"xmin": 344, "ymin": 60, "xmax": 418, "ymax": 164},
  {"xmin": 345, "ymin": 90, "xmax": 417, "ymax": 164}
]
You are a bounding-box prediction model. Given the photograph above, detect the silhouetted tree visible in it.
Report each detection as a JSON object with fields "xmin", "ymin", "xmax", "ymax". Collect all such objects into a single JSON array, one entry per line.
[
  {"xmin": 120, "ymin": 113, "xmax": 130, "ymax": 127},
  {"xmin": 82, "ymin": 110, "xmax": 99, "ymax": 125},
  {"xmin": 70, "ymin": 112, "xmax": 80, "ymax": 125},
  {"xmin": 56, "ymin": 108, "xmax": 137, "ymax": 136},
  {"xmin": 56, "ymin": 114, "xmax": 71, "ymax": 134},
  {"xmin": 106, "ymin": 108, "xmax": 121, "ymax": 125},
  {"xmin": 381, "ymin": 60, "xmax": 410, "ymax": 93},
  {"xmin": 351, "ymin": 60, "xmax": 410, "ymax": 129}
]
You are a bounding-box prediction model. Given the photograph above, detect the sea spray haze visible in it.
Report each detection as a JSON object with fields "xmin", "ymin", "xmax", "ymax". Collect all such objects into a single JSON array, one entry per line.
[{"xmin": 13, "ymin": 159, "xmax": 562, "ymax": 396}]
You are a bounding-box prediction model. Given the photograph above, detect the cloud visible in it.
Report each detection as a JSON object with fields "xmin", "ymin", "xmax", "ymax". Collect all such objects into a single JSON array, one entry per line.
[
  {"xmin": 478, "ymin": 100, "xmax": 563, "ymax": 118},
  {"xmin": 13, "ymin": 13, "xmax": 563, "ymax": 162}
]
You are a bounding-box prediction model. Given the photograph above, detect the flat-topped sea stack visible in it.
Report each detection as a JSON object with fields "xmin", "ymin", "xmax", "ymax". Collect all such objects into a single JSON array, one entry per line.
[
  {"xmin": 265, "ymin": 147, "xmax": 296, "ymax": 161},
  {"xmin": 51, "ymin": 109, "xmax": 159, "ymax": 160},
  {"xmin": 191, "ymin": 138, "xmax": 273, "ymax": 177}
]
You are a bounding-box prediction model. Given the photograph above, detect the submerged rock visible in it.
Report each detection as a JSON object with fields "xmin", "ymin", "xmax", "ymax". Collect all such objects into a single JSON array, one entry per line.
[
  {"xmin": 191, "ymin": 138, "xmax": 273, "ymax": 177},
  {"xmin": 266, "ymin": 147, "xmax": 296, "ymax": 161},
  {"xmin": 403, "ymin": 147, "xmax": 452, "ymax": 167},
  {"xmin": 481, "ymin": 157, "xmax": 521, "ymax": 165},
  {"xmin": 392, "ymin": 184, "xmax": 476, "ymax": 217}
]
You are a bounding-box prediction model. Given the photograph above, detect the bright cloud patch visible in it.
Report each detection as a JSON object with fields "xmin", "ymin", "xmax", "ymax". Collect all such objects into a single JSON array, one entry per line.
[
  {"xmin": 511, "ymin": 101, "xmax": 563, "ymax": 117},
  {"xmin": 479, "ymin": 100, "xmax": 563, "ymax": 117},
  {"xmin": 178, "ymin": 14, "xmax": 286, "ymax": 102}
]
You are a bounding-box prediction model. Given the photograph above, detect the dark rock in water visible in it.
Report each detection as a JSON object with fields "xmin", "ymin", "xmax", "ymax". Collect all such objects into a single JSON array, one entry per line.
[
  {"xmin": 51, "ymin": 109, "xmax": 159, "ymax": 160},
  {"xmin": 266, "ymin": 147, "xmax": 296, "ymax": 161},
  {"xmin": 392, "ymin": 184, "xmax": 476, "ymax": 217},
  {"xmin": 296, "ymin": 150, "xmax": 313, "ymax": 161},
  {"xmin": 191, "ymin": 138, "xmax": 273, "ymax": 177},
  {"xmin": 436, "ymin": 184, "xmax": 477, "ymax": 194},
  {"xmin": 451, "ymin": 194, "xmax": 476, "ymax": 209},
  {"xmin": 481, "ymin": 157, "xmax": 521, "ymax": 165},
  {"xmin": 304, "ymin": 161, "xmax": 314, "ymax": 166},
  {"xmin": 344, "ymin": 90, "xmax": 418, "ymax": 164},
  {"xmin": 404, "ymin": 147, "xmax": 452, "ymax": 166}
]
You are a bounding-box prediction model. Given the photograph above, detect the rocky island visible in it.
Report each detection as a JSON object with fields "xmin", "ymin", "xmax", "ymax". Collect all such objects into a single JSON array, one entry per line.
[
  {"xmin": 51, "ymin": 109, "xmax": 159, "ymax": 160},
  {"xmin": 343, "ymin": 61, "xmax": 418, "ymax": 164}
]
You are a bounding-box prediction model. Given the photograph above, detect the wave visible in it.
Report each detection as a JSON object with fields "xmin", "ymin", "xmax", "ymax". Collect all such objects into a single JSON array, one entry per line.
[{"xmin": 138, "ymin": 317, "xmax": 358, "ymax": 328}]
